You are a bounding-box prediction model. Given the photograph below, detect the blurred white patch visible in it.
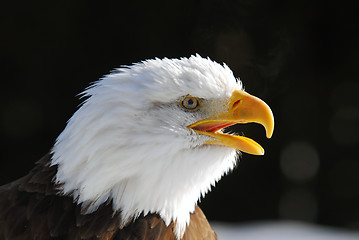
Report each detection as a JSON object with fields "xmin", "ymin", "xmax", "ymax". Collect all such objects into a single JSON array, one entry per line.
[{"xmin": 212, "ymin": 221, "xmax": 359, "ymax": 240}]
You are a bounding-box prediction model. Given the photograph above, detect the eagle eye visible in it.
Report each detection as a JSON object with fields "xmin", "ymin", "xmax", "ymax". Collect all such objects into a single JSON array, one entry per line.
[{"xmin": 180, "ymin": 96, "xmax": 200, "ymax": 111}]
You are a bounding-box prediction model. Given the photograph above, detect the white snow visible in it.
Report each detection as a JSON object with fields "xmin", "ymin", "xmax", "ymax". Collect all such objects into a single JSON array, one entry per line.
[{"xmin": 212, "ymin": 221, "xmax": 359, "ymax": 240}]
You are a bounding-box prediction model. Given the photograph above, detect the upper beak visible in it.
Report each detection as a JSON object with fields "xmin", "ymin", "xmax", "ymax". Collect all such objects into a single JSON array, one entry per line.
[{"xmin": 187, "ymin": 90, "xmax": 274, "ymax": 155}]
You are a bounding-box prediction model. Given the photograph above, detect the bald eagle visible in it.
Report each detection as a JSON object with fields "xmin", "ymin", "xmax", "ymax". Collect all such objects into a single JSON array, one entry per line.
[{"xmin": 0, "ymin": 55, "xmax": 274, "ymax": 240}]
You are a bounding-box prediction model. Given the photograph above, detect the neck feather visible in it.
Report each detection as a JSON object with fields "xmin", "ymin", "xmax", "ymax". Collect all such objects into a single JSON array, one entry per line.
[{"xmin": 52, "ymin": 131, "xmax": 237, "ymax": 238}]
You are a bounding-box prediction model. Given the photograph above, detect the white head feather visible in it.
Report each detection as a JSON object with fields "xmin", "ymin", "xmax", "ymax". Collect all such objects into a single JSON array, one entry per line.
[{"xmin": 51, "ymin": 54, "xmax": 243, "ymax": 238}]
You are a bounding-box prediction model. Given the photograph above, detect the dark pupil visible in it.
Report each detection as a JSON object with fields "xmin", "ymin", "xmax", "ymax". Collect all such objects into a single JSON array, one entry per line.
[{"xmin": 187, "ymin": 99, "xmax": 194, "ymax": 106}]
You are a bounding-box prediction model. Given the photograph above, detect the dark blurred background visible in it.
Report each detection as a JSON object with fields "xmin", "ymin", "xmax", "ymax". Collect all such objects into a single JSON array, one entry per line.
[{"xmin": 1, "ymin": 0, "xmax": 359, "ymax": 232}]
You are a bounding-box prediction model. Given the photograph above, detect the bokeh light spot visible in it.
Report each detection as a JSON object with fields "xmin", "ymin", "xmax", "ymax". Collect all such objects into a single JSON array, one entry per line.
[{"xmin": 280, "ymin": 141, "xmax": 320, "ymax": 182}]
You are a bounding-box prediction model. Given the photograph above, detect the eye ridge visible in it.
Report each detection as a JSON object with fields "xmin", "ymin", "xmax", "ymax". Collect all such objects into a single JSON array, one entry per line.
[{"xmin": 180, "ymin": 95, "xmax": 200, "ymax": 111}]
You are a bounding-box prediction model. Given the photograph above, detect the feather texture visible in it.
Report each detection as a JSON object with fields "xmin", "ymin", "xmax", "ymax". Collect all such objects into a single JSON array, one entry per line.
[{"xmin": 0, "ymin": 154, "xmax": 216, "ymax": 240}]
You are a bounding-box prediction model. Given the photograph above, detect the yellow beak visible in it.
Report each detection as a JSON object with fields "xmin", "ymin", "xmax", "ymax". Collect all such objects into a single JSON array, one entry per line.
[{"xmin": 187, "ymin": 90, "xmax": 274, "ymax": 155}]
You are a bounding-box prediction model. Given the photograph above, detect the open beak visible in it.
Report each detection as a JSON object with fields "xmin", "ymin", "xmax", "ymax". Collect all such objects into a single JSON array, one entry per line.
[{"xmin": 187, "ymin": 90, "xmax": 274, "ymax": 155}]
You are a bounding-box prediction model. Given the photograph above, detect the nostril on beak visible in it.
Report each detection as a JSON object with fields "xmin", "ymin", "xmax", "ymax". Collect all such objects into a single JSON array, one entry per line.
[{"xmin": 232, "ymin": 99, "xmax": 241, "ymax": 110}]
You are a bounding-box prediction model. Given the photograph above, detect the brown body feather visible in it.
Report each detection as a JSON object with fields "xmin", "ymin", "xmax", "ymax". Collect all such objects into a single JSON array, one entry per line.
[{"xmin": 0, "ymin": 154, "xmax": 217, "ymax": 240}]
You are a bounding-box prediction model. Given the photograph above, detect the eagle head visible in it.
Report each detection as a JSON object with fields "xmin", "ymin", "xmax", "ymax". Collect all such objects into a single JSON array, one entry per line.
[{"xmin": 51, "ymin": 55, "xmax": 274, "ymax": 238}]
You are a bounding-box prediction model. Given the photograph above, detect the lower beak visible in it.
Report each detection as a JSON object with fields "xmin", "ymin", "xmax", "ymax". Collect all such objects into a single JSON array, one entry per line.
[{"xmin": 187, "ymin": 90, "xmax": 274, "ymax": 155}]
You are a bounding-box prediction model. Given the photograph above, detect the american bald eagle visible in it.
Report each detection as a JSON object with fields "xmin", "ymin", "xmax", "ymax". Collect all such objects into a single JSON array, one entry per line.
[{"xmin": 0, "ymin": 55, "xmax": 274, "ymax": 240}]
